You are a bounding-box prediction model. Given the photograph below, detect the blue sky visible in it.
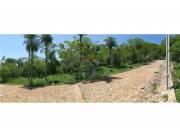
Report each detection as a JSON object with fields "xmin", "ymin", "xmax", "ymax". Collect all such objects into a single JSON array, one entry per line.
[{"xmin": 0, "ymin": 34, "xmax": 165, "ymax": 59}]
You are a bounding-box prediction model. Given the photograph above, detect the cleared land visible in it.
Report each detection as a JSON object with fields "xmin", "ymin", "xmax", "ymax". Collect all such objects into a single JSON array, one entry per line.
[
  {"xmin": 79, "ymin": 60, "xmax": 166, "ymax": 102},
  {"xmin": 0, "ymin": 60, "xmax": 167, "ymax": 102}
]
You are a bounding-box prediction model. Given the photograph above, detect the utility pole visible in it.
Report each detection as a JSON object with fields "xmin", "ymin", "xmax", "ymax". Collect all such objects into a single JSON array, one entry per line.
[{"xmin": 166, "ymin": 34, "xmax": 170, "ymax": 90}]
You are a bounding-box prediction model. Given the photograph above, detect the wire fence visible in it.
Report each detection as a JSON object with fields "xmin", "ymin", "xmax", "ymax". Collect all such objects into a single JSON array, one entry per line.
[{"xmin": 73, "ymin": 67, "xmax": 112, "ymax": 81}]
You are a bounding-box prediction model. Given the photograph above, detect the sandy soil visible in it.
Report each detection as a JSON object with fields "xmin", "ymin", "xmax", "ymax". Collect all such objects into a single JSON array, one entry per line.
[
  {"xmin": 0, "ymin": 60, "xmax": 166, "ymax": 103},
  {"xmin": 79, "ymin": 60, "xmax": 166, "ymax": 102},
  {"xmin": 0, "ymin": 84, "xmax": 84, "ymax": 102}
]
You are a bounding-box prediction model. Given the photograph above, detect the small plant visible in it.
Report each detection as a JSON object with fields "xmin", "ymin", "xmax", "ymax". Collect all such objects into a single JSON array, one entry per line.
[
  {"xmin": 175, "ymin": 89, "xmax": 180, "ymax": 102},
  {"xmin": 152, "ymin": 82, "xmax": 158, "ymax": 94},
  {"xmin": 154, "ymin": 71, "xmax": 159, "ymax": 74}
]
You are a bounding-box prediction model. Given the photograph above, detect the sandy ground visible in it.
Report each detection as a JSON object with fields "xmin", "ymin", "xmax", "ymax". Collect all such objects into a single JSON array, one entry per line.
[
  {"xmin": 79, "ymin": 60, "xmax": 166, "ymax": 102},
  {"xmin": 0, "ymin": 60, "xmax": 166, "ymax": 103},
  {"xmin": 0, "ymin": 84, "xmax": 84, "ymax": 102}
]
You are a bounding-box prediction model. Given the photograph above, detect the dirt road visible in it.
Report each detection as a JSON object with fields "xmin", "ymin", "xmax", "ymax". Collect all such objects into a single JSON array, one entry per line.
[
  {"xmin": 0, "ymin": 84, "xmax": 84, "ymax": 102},
  {"xmin": 0, "ymin": 60, "xmax": 166, "ymax": 102}
]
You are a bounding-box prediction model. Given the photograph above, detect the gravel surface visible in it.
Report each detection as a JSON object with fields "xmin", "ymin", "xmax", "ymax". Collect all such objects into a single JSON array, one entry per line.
[
  {"xmin": 0, "ymin": 84, "xmax": 84, "ymax": 102},
  {"xmin": 0, "ymin": 60, "xmax": 166, "ymax": 103},
  {"xmin": 79, "ymin": 60, "xmax": 166, "ymax": 102}
]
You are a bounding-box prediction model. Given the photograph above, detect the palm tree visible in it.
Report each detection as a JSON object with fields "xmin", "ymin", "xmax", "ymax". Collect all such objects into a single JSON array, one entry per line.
[
  {"xmin": 78, "ymin": 34, "xmax": 86, "ymax": 79},
  {"xmin": 41, "ymin": 34, "xmax": 53, "ymax": 81},
  {"xmin": 104, "ymin": 37, "xmax": 117, "ymax": 66},
  {"xmin": 24, "ymin": 34, "xmax": 39, "ymax": 85}
]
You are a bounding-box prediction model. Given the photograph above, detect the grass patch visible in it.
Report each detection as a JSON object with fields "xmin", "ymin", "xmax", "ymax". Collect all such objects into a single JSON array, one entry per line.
[
  {"xmin": 47, "ymin": 74, "xmax": 76, "ymax": 84},
  {"xmin": 7, "ymin": 77, "xmax": 28, "ymax": 85},
  {"xmin": 97, "ymin": 63, "xmax": 142, "ymax": 78},
  {"xmin": 1, "ymin": 74, "xmax": 76, "ymax": 87}
]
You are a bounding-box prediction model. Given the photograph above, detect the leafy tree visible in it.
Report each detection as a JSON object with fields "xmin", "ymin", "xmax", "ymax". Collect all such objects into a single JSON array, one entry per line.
[
  {"xmin": 33, "ymin": 58, "xmax": 46, "ymax": 78},
  {"xmin": 78, "ymin": 34, "xmax": 86, "ymax": 79},
  {"xmin": 113, "ymin": 46, "xmax": 127, "ymax": 66},
  {"xmin": 0, "ymin": 66, "xmax": 11, "ymax": 82},
  {"xmin": 171, "ymin": 41, "xmax": 180, "ymax": 62},
  {"xmin": 127, "ymin": 38, "xmax": 145, "ymax": 48},
  {"xmin": 48, "ymin": 43, "xmax": 59, "ymax": 74},
  {"xmin": 104, "ymin": 37, "xmax": 117, "ymax": 66},
  {"xmin": 59, "ymin": 36, "xmax": 100, "ymax": 78},
  {"xmin": 17, "ymin": 57, "xmax": 27, "ymax": 69},
  {"xmin": 22, "ymin": 57, "xmax": 46, "ymax": 78},
  {"xmin": 125, "ymin": 38, "xmax": 146, "ymax": 63},
  {"xmin": 41, "ymin": 34, "xmax": 53, "ymax": 81},
  {"xmin": 5, "ymin": 58, "xmax": 17, "ymax": 64},
  {"xmin": 131, "ymin": 46, "xmax": 140, "ymax": 63},
  {"xmin": 96, "ymin": 46, "xmax": 109, "ymax": 66},
  {"xmin": 24, "ymin": 34, "xmax": 40, "ymax": 85},
  {"xmin": 1, "ymin": 58, "xmax": 21, "ymax": 78},
  {"xmin": 59, "ymin": 40, "xmax": 80, "ymax": 73}
]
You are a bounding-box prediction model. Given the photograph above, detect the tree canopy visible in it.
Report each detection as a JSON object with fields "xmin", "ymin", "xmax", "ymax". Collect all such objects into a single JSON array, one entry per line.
[{"xmin": 0, "ymin": 35, "xmax": 165, "ymax": 86}]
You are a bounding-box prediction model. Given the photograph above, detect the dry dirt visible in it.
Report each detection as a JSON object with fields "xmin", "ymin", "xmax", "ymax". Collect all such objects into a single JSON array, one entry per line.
[
  {"xmin": 79, "ymin": 60, "xmax": 166, "ymax": 102},
  {"xmin": 0, "ymin": 84, "xmax": 84, "ymax": 102},
  {"xmin": 0, "ymin": 60, "xmax": 166, "ymax": 103}
]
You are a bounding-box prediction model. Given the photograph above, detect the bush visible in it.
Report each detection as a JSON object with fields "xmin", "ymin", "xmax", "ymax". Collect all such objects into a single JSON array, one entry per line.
[
  {"xmin": 0, "ymin": 66, "xmax": 11, "ymax": 82},
  {"xmin": 171, "ymin": 41, "xmax": 180, "ymax": 62},
  {"xmin": 23, "ymin": 59, "xmax": 46, "ymax": 78},
  {"xmin": 175, "ymin": 89, "xmax": 180, "ymax": 102},
  {"xmin": 31, "ymin": 79, "xmax": 46, "ymax": 87}
]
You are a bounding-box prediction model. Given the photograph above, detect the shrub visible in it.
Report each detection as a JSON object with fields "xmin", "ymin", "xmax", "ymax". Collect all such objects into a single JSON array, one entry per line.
[
  {"xmin": 171, "ymin": 41, "xmax": 180, "ymax": 62},
  {"xmin": 0, "ymin": 66, "xmax": 11, "ymax": 82},
  {"xmin": 175, "ymin": 89, "xmax": 180, "ymax": 102}
]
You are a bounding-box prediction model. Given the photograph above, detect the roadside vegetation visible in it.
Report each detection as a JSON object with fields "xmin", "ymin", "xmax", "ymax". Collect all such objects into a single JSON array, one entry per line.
[
  {"xmin": 0, "ymin": 35, "xmax": 165, "ymax": 87},
  {"xmin": 166, "ymin": 35, "xmax": 180, "ymax": 102}
]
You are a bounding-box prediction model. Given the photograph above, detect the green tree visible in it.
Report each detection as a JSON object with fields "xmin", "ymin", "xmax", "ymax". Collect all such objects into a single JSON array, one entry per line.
[
  {"xmin": 127, "ymin": 38, "xmax": 145, "ymax": 48},
  {"xmin": 59, "ymin": 40, "xmax": 80, "ymax": 73},
  {"xmin": 17, "ymin": 57, "xmax": 26, "ymax": 69},
  {"xmin": 48, "ymin": 43, "xmax": 59, "ymax": 74},
  {"xmin": 104, "ymin": 37, "xmax": 117, "ymax": 66},
  {"xmin": 171, "ymin": 41, "xmax": 180, "ymax": 62},
  {"xmin": 5, "ymin": 58, "xmax": 17, "ymax": 64},
  {"xmin": 24, "ymin": 34, "xmax": 40, "ymax": 85},
  {"xmin": 33, "ymin": 58, "xmax": 46, "ymax": 78},
  {"xmin": 41, "ymin": 34, "xmax": 53, "ymax": 81},
  {"xmin": 78, "ymin": 34, "xmax": 86, "ymax": 79},
  {"xmin": 0, "ymin": 66, "xmax": 11, "ymax": 82},
  {"xmin": 59, "ymin": 36, "xmax": 99, "ymax": 79}
]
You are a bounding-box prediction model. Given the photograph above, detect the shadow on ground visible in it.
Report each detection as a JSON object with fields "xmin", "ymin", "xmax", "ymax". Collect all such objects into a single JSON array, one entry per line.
[
  {"xmin": 83, "ymin": 76, "xmax": 122, "ymax": 84},
  {"xmin": 20, "ymin": 83, "xmax": 76, "ymax": 91}
]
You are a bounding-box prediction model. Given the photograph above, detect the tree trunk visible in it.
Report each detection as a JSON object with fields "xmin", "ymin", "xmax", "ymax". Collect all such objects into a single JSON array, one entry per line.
[
  {"xmin": 80, "ymin": 37, "xmax": 83, "ymax": 79},
  {"xmin": 45, "ymin": 45, "xmax": 48, "ymax": 81},
  {"xmin": 30, "ymin": 50, "xmax": 33, "ymax": 85},
  {"xmin": 28, "ymin": 50, "xmax": 31, "ymax": 84},
  {"xmin": 109, "ymin": 48, "xmax": 113, "ymax": 66}
]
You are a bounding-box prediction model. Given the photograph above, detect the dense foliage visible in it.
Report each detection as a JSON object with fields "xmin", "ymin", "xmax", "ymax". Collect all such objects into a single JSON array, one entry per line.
[{"xmin": 0, "ymin": 35, "xmax": 165, "ymax": 86}]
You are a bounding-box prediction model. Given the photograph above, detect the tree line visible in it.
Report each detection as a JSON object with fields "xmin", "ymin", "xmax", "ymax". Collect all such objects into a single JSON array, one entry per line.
[{"xmin": 0, "ymin": 35, "xmax": 165, "ymax": 85}]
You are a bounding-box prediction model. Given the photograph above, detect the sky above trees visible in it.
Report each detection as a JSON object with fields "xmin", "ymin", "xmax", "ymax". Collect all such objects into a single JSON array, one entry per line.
[{"xmin": 0, "ymin": 34, "xmax": 165, "ymax": 59}]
